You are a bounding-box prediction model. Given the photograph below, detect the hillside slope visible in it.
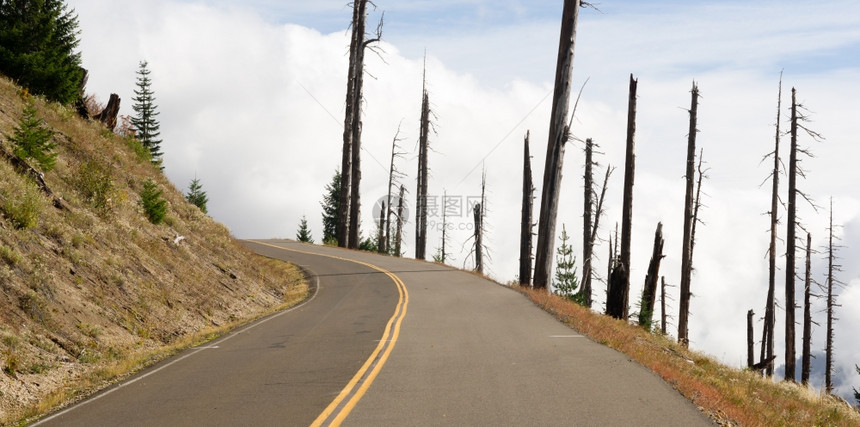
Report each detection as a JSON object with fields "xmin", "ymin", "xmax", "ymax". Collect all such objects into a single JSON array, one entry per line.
[{"xmin": 0, "ymin": 76, "xmax": 306, "ymax": 423}]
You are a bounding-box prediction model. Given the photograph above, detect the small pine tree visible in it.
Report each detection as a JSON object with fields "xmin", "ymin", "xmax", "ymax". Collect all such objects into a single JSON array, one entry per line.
[
  {"xmin": 0, "ymin": 0, "xmax": 85, "ymax": 104},
  {"xmin": 553, "ymin": 224, "xmax": 580, "ymax": 301},
  {"xmin": 140, "ymin": 179, "xmax": 167, "ymax": 224},
  {"xmin": 11, "ymin": 101, "xmax": 56, "ymax": 171},
  {"xmin": 320, "ymin": 170, "xmax": 340, "ymax": 245},
  {"xmin": 854, "ymin": 364, "xmax": 859, "ymax": 406},
  {"xmin": 185, "ymin": 177, "xmax": 208, "ymax": 214},
  {"xmin": 131, "ymin": 61, "xmax": 163, "ymax": 165},
  {"xmin": 296, "ymin": 215, "xmax": 314, "ymax": 243}
]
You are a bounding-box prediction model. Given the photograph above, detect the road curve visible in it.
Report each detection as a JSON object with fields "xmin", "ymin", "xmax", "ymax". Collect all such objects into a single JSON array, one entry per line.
[{"xmin": 36, "ymin": 239, "xmax": 712, "ymax": 426}]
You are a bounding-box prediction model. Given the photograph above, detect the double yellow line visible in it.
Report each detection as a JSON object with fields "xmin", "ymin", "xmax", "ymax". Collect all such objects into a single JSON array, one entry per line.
[{"xmin": 248, "ymin": 241, "xmax": 408, "ymax": 427}]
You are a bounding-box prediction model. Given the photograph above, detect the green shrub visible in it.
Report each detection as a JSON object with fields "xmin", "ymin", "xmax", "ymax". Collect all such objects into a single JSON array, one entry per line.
[
  {"xmin": 76, "ymin": 160, "xmax": 114, "ymax": 213},
  {"xmin": 140, "ymin": 179, "xmax": 167, "ymax": 224},
  {"xmin": 0, "ymin": 183, "xmax": 44, "ymax": 229},
  {"xmin": 0, "ymin": 245, "xmax": 21, "ymax": 266}
]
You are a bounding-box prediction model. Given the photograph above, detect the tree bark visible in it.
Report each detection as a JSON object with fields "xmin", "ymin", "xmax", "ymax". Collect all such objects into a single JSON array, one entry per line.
[
  {"xmin": 519, "ymin": 132, "xmax": 534, "ymax": 286},
  {"xmin": 785, "ymin": 88, "xmax": 798, "ymax": 382},
  {"xmin": 748, "ymin": 309, "xmax": 755, "ymax": 368},
  {"xmin": 606, "ymin": 75, "xmax": 637, "ymax": 320},
  {"xmin": 678, "ymin": 82, "xmax": 698, "ymax": 347},
  {"xmin": 94, "ymin": 93, "xmax": 121, "ymax": 130},
  {"xmin": 533, "ymin": 0, "xmax": 581, "ymax": 289},
  {"xmin": 639, "ymin": 222, "xmax": 664, "ymax": 329},
  {"xmin": 801, "ymin": 232, "xmax": 812, "ymax": 385},
  {"xmin": 761, "ymin": 74, "xmax": 782, "ymax": 377}
]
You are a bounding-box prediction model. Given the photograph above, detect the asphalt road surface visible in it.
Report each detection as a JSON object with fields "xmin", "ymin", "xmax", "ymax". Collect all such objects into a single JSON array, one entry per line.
[{"xmin": 36, "ymin": 239, "xmax": 712, "ymax": 426}]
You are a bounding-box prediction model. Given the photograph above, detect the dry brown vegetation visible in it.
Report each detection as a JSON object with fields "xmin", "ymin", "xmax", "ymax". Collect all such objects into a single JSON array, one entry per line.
[
  {"xmin": 518, "ymin": 287, "xmax": 860, "ymax": 426},
  {"xmin": 0, "ymin": 76, "xmax": 307, "ymax": 425}
]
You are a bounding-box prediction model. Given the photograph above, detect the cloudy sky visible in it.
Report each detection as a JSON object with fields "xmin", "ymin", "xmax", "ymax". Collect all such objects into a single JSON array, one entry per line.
[{"xmin": 68, "ymin": 0, "xmax": 860, "ymax": 401}]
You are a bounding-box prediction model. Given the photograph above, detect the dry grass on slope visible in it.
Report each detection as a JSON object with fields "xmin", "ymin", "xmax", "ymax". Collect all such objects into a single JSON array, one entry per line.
[
  {"xmin": 518, "ymin": 287, "xmax": 860, "ymax": 427},
  {"xmin": 0, "ymin": 76, "xmax": 307, "ymax": 425}
]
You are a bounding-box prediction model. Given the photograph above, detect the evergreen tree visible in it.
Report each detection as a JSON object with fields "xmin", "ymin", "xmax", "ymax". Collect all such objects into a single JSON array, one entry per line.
[
  {"xmin": 11, "ymin": 101, "xmax": 56, "ymax": 171},
  {"xmin": 854, "ymin": 364, "xmax": 859, "ymax": 406},
  {"xmin": 320, "ymin": 170, "xmax": 340, "ymax": 245},
  {"xmin": 0, "ymin": 0, "xmax": 85, "ymax": 104},
  {"xmin": 296, "ymin": 215, "xmax": 314, "ymax": 243},
  {"xmin": 553, "ymin": 224, "xmax": 580, "ymax": 301},
  {"xmin": 140, "ymin": 179, "xmax": 167, "ymax": 225},
  {"xmin": 131, "ymin": 60, "xmax": 162, "ymax": 164},
  {"xmin": 185, "ymin": 177, "xmax": 208, "ymax": 214}
]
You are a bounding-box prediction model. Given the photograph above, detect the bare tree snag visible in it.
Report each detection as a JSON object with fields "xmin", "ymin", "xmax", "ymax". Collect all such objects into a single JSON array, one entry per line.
[
  {"xmin": 639, "ymin": 222, "xmax": 664, "ymax": 329},
  {"xmin": 336, "ymin": 0, "xmax": 362, "ymax": 248},
  {"xmin": 678, "ymin": 81, "xmax": 699, "ymax": 347},
  {"xmin": 581, "ymin": 137, "xmax": 594, "ymax": 298},
  {"xmin": 661, "ymin": 277, "xmax": 668, "ymax": 335},
  {"xmin": 825, "ymin": 198, "xmax": 842, "ymax": 394},
  {"xmin": 533, "ymin": 0, "xmax": 581, "ymax": 289},
  {"xmin": 415, "ymin": 66, "xmax": 430, "ymax": 260},
  {"xmin": 395, "ymin": 184, "xmax": 405, "ymax": 257},
  {"xmin": 606, "ymin": 75, "xmax": 637, "ymax": 320},
  {"xmin": 785, "ymin": 88, "xmax": 799, "ymax": 382},
  {"xmin": 581, "ymin": 162, "xmax": 612, "ymax": 307},
  {"xmin": 748, "ymin": 309, "xmax": 755, "ymax": 368},
  {"xmin": 93, "ymin": 93, "xmax": 120, "ymax": 130},
  {"xmin": 384, "ymin": 124, "xmax": 406, "ymax": 253},
  {"xmin": 801, "ymin": 232, "xmax": 812, "ymax": 385},
  {"xmin": 473, "ymin": 203, "xmax": 483, "ymax": 274},
  {"xmin": 760, "ymin": 74, "xmax": 782, "ymax": 377},
  {"xmin": 377, "ymin": 200, "xmax": 386, "ymax": 254},
  {"xmin": 520, "ymin": 131, "xmax": 534, "ymax": 286}
]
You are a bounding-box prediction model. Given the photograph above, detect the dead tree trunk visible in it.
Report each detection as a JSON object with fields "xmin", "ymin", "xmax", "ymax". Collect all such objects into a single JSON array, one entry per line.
[
  {"xmin": 395, "ymin": 184, "xmax": 405, "ymax": 257},
  {"xmin": 580, "ymin": 163, "xmax": 611, "ymax": 307},
  {"xmin": 474, "ymin": 203, "xmax": 483, "ymax": 274},
  {"xmin": 825, "ymin": 199, "xmax": 840, "ymax": 394},
  {"xmin": 0, "ymin": 146, "xmax": 69, "ymax": 210},
  {"xmin": 801, "ymin": 232, "xmax": 812, "ymax": 385},
  {"xmin": 639, "ymin": 222, "xmax": 664, "ymax": 329},
  {"xmin": 785, "ymin": 88, "xmax": 799, "ymax": 382},
  {"xmin": 661, "ymin": 277, "xmax": 668, "ymax": 335},
  {"xmin": 761, "ymin": 74, "xmax": 782, "ymax": 377},
  {"xmin": 385, "ymin": 125, "xmax": 406, "ymax": 253},
  {"xmin": 415, "ymin": 68, "xmax": 430, "ymax": 260},
  {"xmin": 747, "ymin": 309, "xmax": 755, "ymax": 368},
  {"xmin": 377, "ymin": 201, "xmax": 386, "ymax": 254},
  {"xmin": 533, "ymin": 0, "xmax": 581, "ymax": 289},
  {"xmin": 439, "ymin": 190, "xmax": 448, "ymax": 263},
  {"xmin": 94, "ymin": 93, "xmax": 120, "ymax": 130},
  {"xmin": 678, "ymin": 82, "xmax": 699, "ymax": 347},
  {"xmin": 606, "ymin": 75, "xmax": 637, "ymax": 320},
  {"xmin": 519, "ymin": 132, "xmax": 534, "ymax": 286},
  {"xmin": 336, "ymin": 0, "xmax": 362, "ymax": 248},
  {"xmin": 580, "ymin": 138, "xmax": 594, "ymax": 303}
]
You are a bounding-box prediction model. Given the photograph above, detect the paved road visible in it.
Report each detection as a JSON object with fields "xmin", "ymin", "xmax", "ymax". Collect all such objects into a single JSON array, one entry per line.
[{"xmin": 37, "ymin": 239, "xmax": 712, "ymax": 426}]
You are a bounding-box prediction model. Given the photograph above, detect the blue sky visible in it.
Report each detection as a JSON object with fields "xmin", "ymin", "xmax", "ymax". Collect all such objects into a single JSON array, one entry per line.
[{"xmin": 70, "ymin": 0, "xmax": 860, "ymax": 401}]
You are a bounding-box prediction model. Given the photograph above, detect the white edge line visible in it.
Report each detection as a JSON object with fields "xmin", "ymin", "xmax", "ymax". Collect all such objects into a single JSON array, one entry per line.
[{"xmin": 32, "ymin": 268, "xmax": 321, "ymax": 425}]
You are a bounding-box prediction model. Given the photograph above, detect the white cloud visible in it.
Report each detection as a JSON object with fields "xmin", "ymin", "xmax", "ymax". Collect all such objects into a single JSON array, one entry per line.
[{"xmin": 68, "ymin": 0, "xmax": 860, "ymax": 396}]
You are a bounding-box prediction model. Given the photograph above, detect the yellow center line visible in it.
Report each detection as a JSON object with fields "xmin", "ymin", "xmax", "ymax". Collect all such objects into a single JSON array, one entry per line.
[{"xmin": 247, "ymin": 240, "xmax": 409, "ymax": 427}]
